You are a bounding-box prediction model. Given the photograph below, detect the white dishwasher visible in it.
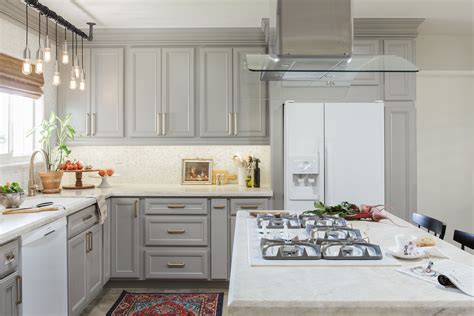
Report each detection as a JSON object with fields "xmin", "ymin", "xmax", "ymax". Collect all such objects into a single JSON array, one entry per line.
[{"xmin": 21, "ymin": 217, "xmax": 68, "ymax": 316}]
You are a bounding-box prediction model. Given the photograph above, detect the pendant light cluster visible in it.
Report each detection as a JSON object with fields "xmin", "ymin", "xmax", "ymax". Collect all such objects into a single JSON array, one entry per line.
[{"xmin": 21, "ymin": 0, "xmax": 95, "ymax": 92}]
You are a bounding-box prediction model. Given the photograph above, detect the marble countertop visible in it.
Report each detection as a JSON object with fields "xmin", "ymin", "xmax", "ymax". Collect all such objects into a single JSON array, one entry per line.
[
  {"xmin": 48, "ymin": 184, "xmax": 273, "ymax": 199},
  {"xmin": 0, "ymin": 184, "xmax": 272, "ymax": 245},
  {"xmin": 0, "ymin": 197, "xmax": 96, "ymax": 244},
  {"xmin": 228, "ymin": 212, "xmax": 474, "ymax": 316}
]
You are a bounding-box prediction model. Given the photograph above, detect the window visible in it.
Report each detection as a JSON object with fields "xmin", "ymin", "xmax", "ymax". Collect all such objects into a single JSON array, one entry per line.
[{"xmin": 0, "ymin": 92, "xmax": 43, "ymax": 164}]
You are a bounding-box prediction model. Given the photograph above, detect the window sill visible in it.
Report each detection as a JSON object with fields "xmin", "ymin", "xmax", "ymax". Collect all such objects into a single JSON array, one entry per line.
[{"xmin": 0, "ymin": 160, "xmax": 30, "ymax": 170}]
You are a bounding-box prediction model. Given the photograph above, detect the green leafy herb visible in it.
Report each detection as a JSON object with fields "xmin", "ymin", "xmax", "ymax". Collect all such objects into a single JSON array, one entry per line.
[
  {"xmin": 0, "ymin": 182, "xmax": 23, "ymax": 193},
  {"xmin": 303, "ymin": 201, "xmax": 359, "ymax": 217}
]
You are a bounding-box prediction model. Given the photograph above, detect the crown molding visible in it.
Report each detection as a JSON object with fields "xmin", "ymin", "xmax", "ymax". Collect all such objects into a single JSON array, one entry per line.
[{"xmin": 1, "ymin": 0, "xmax": 424, "ymax": 45}]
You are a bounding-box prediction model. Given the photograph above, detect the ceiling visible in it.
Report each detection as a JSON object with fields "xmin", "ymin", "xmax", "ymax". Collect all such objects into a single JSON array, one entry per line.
[{"xmin": 34, "ymin": 0, "xmax": 474, "ymax": 35}]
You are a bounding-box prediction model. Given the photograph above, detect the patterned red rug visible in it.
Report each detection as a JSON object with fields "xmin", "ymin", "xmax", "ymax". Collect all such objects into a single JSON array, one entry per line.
[{"xmin": 106, "ymin": 291, "xmax": 224, "ymax": 316}]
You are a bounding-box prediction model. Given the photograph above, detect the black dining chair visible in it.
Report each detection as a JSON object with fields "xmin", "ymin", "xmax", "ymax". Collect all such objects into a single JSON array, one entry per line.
[
  {"xmin": 453, "ymin": 230, "xmax": 474, "ymax": 250},
  {"xmin": 412, "ymin": 212, "xmax": 447, "ymax": 240}
]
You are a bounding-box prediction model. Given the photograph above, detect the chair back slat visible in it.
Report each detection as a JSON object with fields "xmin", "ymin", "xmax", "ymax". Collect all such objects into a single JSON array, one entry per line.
[
  {"xmin": 412, "ymin": 213, "xmax": 447, "ymax": 240},
  {"xmin": 453, "ymin": 230, "xmax": 474, "ymax": 250}
]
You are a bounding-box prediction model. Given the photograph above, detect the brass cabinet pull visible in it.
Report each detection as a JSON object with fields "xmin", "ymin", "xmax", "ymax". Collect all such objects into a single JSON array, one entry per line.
[
  {"xmin": 228, "ymin": 113, "xmax": 233, "ymax": 136},
  {"xmin": 167, "ymin": 262, "xmax": 185, "ymax": 268},
  {"xmin": 134, "ymin": 200, "xmax": 139, "ymax": 218},
  {"xmin": 156, "ymin": 113, "xmax": 162, "ymax": 136},
  {"xmin": 213, "ymin": 205, "xmax": 226, "ymax": 209},
  {"xmin": 167, "ymin": 229, "xmax": 186, "ymax": 234},
  {"xmin": 90, "ymin": 232, "xmax": 93, "ymax": 252},
  {"xmin": 5, "ymin": 252, "xmax": 15, "ymax": 263},
  {"xmin": 82, "ymin": 214, "xmax": 93, "ymax": 222},
  {"xmin": 167, "ymin": 204, "xmax": 185, "ymax": 209},
  {"xmin": 240, "ymin": 205, "xmax": 259, "ymax": 210},
  {"xmin": 91, "ymin": 113, "xmax": 96, "ymax": 136},
  {"xmin": 233, "ymin": 112, "xmax": 238, "ymax": 135},
  {"xmin": 162, "ymin": 112, "xmax": 167, "ymax": 136},
  {"xmin": 86, "ymin": 232, "xmax": 92, "ymax": 253},
  {"xmin": 15, "ymin": 275, "xmax": 22, "ymax": 305},
  {"xmin": 86, "ymin": 113, "xmax": 90, "ymax": 136}
]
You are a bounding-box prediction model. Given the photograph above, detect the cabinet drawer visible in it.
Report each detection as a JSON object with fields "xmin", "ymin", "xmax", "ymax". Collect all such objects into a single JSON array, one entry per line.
[
  {"xmin": 0, "ymin": 239, "xmax": 19, "ymax": 278},
  {"xmin": 145, "ymin": 198, "xmax": 208, "ymax": 215},
  {"xmin": 230, "ymin": 198, "xmax": 269, "ymax": 215},
  {"xmin": 145, "ymin": 216, "xmax": 208, "ymax": 246},
  {"xmin": 68, "ymin": 205, "xmax": 98, "ymax": 238},
  {"xmin": 144, "ymin": 248, "xmax": 208, "ymax": 279}
]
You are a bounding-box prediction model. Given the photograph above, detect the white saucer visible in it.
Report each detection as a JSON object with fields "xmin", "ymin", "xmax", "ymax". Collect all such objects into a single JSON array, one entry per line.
[{"xmin": 387, "ymin": 246, "xmax": 426, "ymax": 260}]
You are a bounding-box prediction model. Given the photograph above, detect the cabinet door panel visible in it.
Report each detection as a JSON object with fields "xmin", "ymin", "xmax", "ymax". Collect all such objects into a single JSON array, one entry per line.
[
  {"xmin": 384, "ymin": 40, "xmax": 415, "ymax": 101},
  {"xmin": 162, "ymin": 48, "xmax": 195, "ymax": 137},
  {"xmin": 200, "ymin": 48, "xmax": 233, "ymax": 137},
  {"xmin": 91, "ymin": 48, "xmax": 124, "ymax": 137},
  {"xmin": 103, "ymin": 199, "xmax": 111, "ymax": 284},
  {"xmin": 352, "ymin": 39, "xmax": 382, "ymax": 85},
  {"xmin": 87, "ymin": 224, "xmax": 103, "ymax": 299},
  {"xmin": 68, "ymin": 232, "xmax": 87, "ymax": 316},
  {"xmin": 129, "ymin": 48, "xmax": 162, "ymax": 137},
  {"xmin": 233, "ymin": 47, "xmax": 266, "ymax": 137},
  {"xmin": 59, "ymin": 48, "xmax": 91, "ymax": 137},
  {"xmin": 210, "ymin": 199, "xmax": 228, "ymax": 279},
  {"xmin": 0, "ymin": 271, "xmax": 19, "ymax": 316},
  {"xmin": 111, "ymin": 198, "xmax": 140, "ymax": 278}
]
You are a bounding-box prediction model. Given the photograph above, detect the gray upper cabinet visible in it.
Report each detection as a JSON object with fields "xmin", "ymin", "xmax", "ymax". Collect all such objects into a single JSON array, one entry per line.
[
  {"xmin": 111, "ymin": 198, "xmax": 140, "ymax": 278},
  {"xmin": 352, "ymin": 39, "xmax": 382, "ymax": 86},
  {"xmin": 128, "ymin": 48, "xmax": 162, "ymax": 137},
  {"xmin": 199, "ymin": 46, "xmax": 267, "ymax": 138},
  {"xmin": 90, "ymin": 48, "xmax": 124, "ymax": 137},
  {"xmin": 233, "ymin": 47, "xmax": 266, "ymax": 137},
  {"xmin": 200, "ymin": 47, "xmax": 233, "ymax": 137},
  {"xmin": 161, "ymin": 48, "xmax": 195, "ymax": 137},
  {"xmin": 384, "ymin": 39, "xmax": 416, "ymax": 101},
  {"xmin": 59, "ymin": 47, "xmax": 124, "ymax": 139},
  {"xmin": 59, "ymin": 48, "xmax": 91, "ymax": 138}
]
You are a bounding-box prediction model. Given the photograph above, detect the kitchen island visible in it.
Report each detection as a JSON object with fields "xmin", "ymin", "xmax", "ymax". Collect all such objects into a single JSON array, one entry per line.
[{"xmin": 228, "ymin": 212, "xmax": 474, "ymax": 316}]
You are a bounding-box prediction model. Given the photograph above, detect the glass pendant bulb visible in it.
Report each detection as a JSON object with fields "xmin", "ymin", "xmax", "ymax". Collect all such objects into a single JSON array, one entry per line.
[
  {"xmin": 69, "ymin": 67, "xmax": 77, "ymax": 90},
  {"xmin": 62, "ymin": 41, "xmax": 69, "ymax": 64},
  {"xmin": 74, "ymin": 56, "xmax": 80, "ymax": 78},
  {"xmin": 44, "ymin": 36, "xmax": 51, "ymax": 63},
  {"xmin": 35, "ymin": 48, "xmax": 44, "ymax": 74},
  {"xmin": 22, "ymin": 47, "xmax": 32, "ymax": 75},
  {"xmin": 52, "ymin": 60, "xmax": 61, "ymax": 86},
  {"xmin": 79, "ymin": 70, "xmax": 86, "ymax": 91}
]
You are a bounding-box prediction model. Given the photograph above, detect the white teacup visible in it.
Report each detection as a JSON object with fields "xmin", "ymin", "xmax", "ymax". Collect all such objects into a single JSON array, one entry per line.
[{"xmin": 394, "ymin": 234, "xmax": 417, "ymax": 253}]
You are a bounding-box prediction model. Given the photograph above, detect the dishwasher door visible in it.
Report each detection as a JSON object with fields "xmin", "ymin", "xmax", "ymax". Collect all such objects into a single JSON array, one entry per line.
[{"xmin": 21, "ymin": 217, "xmax": 68, "ymax": 316}]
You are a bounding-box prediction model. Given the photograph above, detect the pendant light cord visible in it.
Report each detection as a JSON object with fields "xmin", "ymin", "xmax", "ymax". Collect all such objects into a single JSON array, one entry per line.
[
  {"xmin": 55, "ymin": 22, "xmax": 58, "ymax": 59},
  {"xmin": 81, "ymin": 37, "xmax": 84, "ymax": 69},
  {"xmin": 25, "ymin": 4, "xmax": 28, "ymax": 47},
  {"xmin": 71, "ymin": 30, "xmax": 74, "ymax": 66},
  {"xmin": 38, "ymin": 12, "xmax": 41, "ymax": 48}
]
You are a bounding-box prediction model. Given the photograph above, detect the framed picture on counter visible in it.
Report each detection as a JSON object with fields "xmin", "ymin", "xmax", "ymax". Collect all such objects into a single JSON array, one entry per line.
[{"xmin": 182, "ymin": 159, "xmax": 213, "ymax": 184}]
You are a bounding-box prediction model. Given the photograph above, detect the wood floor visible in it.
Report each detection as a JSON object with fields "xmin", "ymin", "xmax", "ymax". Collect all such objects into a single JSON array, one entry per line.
[{"xmin": 81, "ymin": 281, "xmax": 229, "ymax": 315}]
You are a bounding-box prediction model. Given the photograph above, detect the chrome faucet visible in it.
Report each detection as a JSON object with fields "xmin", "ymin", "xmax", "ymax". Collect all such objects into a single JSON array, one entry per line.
[{"xmin": 28, "ymin": 149, "xmax": 50, "ymax": 197}]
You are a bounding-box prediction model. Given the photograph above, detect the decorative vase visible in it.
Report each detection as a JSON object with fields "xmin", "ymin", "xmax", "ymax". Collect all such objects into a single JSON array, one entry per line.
[{"xmin": 39, "ymin": 170, "xmax": 64, "ymax": 194}]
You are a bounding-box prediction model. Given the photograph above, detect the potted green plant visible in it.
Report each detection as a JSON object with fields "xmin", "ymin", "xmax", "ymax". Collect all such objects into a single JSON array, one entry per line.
[{"xmin": 29, "ymin": 112, "xmax": 75, "ymax": 193}]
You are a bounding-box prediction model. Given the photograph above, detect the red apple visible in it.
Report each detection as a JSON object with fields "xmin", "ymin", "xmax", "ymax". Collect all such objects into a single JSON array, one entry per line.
[
  {"xmin": 106, "ymin": 169, "xmax": 114, "ymax": 176},
  {"xmin": 98, "ymin": 169, "xmax": 106, "ymax": 177}
]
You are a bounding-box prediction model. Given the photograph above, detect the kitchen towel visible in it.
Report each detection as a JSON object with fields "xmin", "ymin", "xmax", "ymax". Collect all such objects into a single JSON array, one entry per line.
[{"xmin": 93, "ymin": 194, "xmax": 108, "ymax": 224}]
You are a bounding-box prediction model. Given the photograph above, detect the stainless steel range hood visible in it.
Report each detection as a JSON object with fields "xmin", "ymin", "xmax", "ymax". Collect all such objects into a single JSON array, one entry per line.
[{"xmin": 247, "ymin": 0, "xmax": 418, "ymax": 82}]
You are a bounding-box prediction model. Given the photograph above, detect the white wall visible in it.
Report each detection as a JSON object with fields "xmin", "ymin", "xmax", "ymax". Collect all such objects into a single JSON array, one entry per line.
[
  {"xmin": 416, "ymin": 34, "xmax": 474, "ymax": 247},
  {"xmin": 0, "ymin": 16, "xmax": 57, "ymax": 188}
]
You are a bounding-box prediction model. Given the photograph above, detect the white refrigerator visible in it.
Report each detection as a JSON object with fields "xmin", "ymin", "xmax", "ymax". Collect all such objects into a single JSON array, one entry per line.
[{"xmin": 284, "ymin": 102, "xmax": 385, "ymax": 211}]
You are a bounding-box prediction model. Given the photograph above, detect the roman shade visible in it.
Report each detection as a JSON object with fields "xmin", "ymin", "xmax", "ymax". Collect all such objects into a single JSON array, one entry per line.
[{"xmin": 0, "ymin": 53, "xmax": 44, "ymax": 99}]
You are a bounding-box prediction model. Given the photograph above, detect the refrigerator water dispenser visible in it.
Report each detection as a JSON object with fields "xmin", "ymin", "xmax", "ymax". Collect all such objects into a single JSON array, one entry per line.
[{"xmin": 288, "ymin": 156, "xmax": 321, "ymax": 202}]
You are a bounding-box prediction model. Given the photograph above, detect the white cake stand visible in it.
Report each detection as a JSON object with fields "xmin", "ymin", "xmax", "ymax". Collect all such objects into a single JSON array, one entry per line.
[{"xmin": 89, "ymin": 174, "xmax": 120, "ymax": 188}]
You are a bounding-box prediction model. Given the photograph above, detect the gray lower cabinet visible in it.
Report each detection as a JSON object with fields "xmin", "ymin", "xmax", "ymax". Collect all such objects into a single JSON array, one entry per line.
[
  {"xmin": 103, "ymin": 199, "xmax": 111, "ymax": 284},
  {"xmin": 68, "ymin": 222, "xmax": 103, "ymax": 316},
  {"xmin": 0, "ymin": 271, "xmax": 19, "ymax": 316},
  {"xmin": 210, "ymin": 199, "xmax": 228, "ymax": 280},
  {"xmin": 144, "ymin": 248, "xmax": 209, "ymax": 279},
  {"xmin": 111, "ymin": 198, "xmax": 140, "ymax": 278}
]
